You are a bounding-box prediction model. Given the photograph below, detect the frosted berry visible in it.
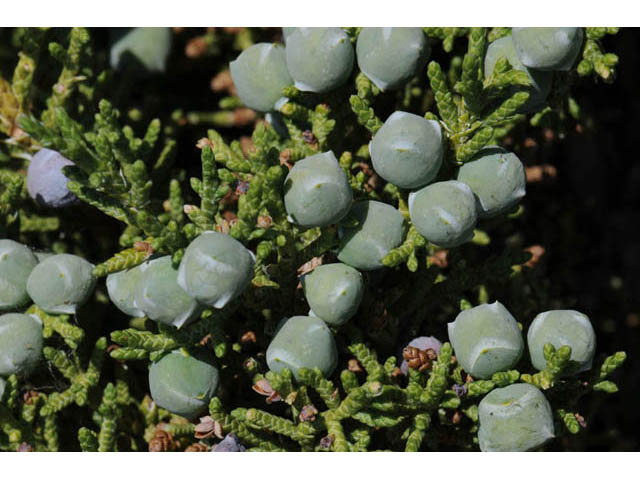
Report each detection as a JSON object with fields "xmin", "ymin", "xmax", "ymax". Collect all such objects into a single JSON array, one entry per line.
[
  {"xmin": 484, "ymin": 35, "xmax": 552, "ymax": 111},
  {"xmin": 230, "ymin": 43, "xmax": 292, "ymax": 112},
  {"xmin": 302, "ymin": 263, "xmax": 364, "ymax": 326},
  {"xmin": 527, "ymin": 310, "xmax": 596, "ymax": 374},
  {"xmin": 285, "ymin": 28, "xmax": 354, "ymax": 93},
  {"xmin": 0, "ymin": 239, "xmax": 39, "ymax": 311},
  {"xmin": 27, "ymin": 148, "xmax": 78, "ymax": 208},
  {"xmin": 478, "ymin": 383, "xmax": 554, "ymax": 451},
  {"xmin": 0, "ymin": 313, "xmax": 43, "ymax": 377},
  {"xmin": 512, "ymin": 27, "xmax": 584, "ymax": 71},
  {"xmin": 106, "ymin": 266, "xmax": 145, "ymax": 317},
  {"xmin": 356, "ymin": 27, "xmax": 430, "ymax": 91},
  {"xmin": 110, "ymin": 27, "xmax": 172, "ymax": 73},
  {"xmin": 148, "ymin": 349, "xmax": 220, "ymax": 419},
  {"xmin": 266, "ymin": 316, "xmax": 338, "ymax": 381},
  {"xmin": 369, "ymin": 111, "xmax": 443, "ymax": 189},
  {"xmin": 178, "ymin": 231, "xmax": 255, "ymax": 309},
  {"xmin": 337, "ymin": 200, "xmax": 407, "ymax": 271},
  {"xmin": 26, "ymin": 253, "xmax": 96, "ymax": 315},
  {"xmin": 282, "ymin": 27, "xmax": 298, "ymax": 44},
  {"xmin": 447, "ymin": 302, "xmax": 524, "ymax": 379},
  {"xmin": 456, "ymin": 146, "xmax": 526, "ymax": 218},
  {"xmin": 283, "ymin": 151, "xmax": 353, "ymax": 228},
  {"xmin": 134, "ymin": 256, "xmax": 201, "ymax": 329},
  {"xmin": 212, "ymin": 433, "xmax": 247, "ymax": 452},
  {"xmin": 409, "ymin": 180, "xmax": 477, "ymax": 248}
]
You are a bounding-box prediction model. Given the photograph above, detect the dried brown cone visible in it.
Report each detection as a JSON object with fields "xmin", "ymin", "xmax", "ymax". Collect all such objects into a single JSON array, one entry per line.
[
  {"xmin": 365, "ymin": 173, "xmax": 380, "ymax": 192},
  {"xmin": 185, "ymin": 442, "xmax": 210, "ymax": 452},
  {"xmin": 211, "ymin": 70, "xmax": 237, "ymax": 95},
  {"xmin": 427, "ymin": 249, "xmax": 448, "ymax": 269},
  {"xmin": 451, "ymin": 411, "xmax": 463, "ymax": 425},
  {"xmin": 319, "ymin": 434, "xmax": 334, "ymax": 449},
  {"xmin": 196, "ymin": 137, "xmax": 215, "ymax": 150},
  {"xmin": 348, "ymin": 358, "xmax": 364, "ymax": 373},
  {"xmin": 525, "ymin": 164, "xmax": 557, "ymax": 183},
  {"xmin": 279, "ymin": 148, "xmax": 293, "ymax": 170},
  {"xmin": 252, "ymin": 379, "xmax": 282, "ymax": 404},
  {"xmin": 230, "ymin": 108, "xmax": 257, "ymax": 127},
  {"xmin": 302, "ymin": 130, "xmax": 318, "ymax": 146},
  {"xmin": 134, "ymin": 241, "xmax": 153, "ymax": 256},
  {"xmin": 402, "ymin": 347, "xmax": 437, "ymax": 372},
  {"xmin": 185, "ymin": 37, "xmax": 209, "ymax": 59},
  {"xmin": 256, "ymin": 215, "xmax": 272, "ymax": 229},
  {"xmin": 222, "ymin": 210, "xmax": 238, "ymax": 224},
  {"xmin": 23, "ymin": 390, "xmax": 39, "ymax": 405},
  {"xmin": 148, "ymin": 428, "xmax": 176, "ymax": 452},
  {"xmin": 298, "ymin": 405, "xmax": 319, "ymax": 423},
  {"xmin": 297, "ymin": 255, "xmax": 324, "ymax": 276},
  {"xmin": 523, "ymin": 245, "xmax": 545, "ymax": 268},
  {"xmin": 240, "ymin": 330, "xmax": 257, "ymax": 345},
  {"xmin": 195, "ymin": 416, "xmax": 224, "ymax": 440}
]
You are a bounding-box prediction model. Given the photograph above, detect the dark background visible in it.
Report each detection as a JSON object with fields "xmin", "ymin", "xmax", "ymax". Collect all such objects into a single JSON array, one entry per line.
[{"xmin": 518, "ymin": 29, "xmax": 639, "ymax": 450}]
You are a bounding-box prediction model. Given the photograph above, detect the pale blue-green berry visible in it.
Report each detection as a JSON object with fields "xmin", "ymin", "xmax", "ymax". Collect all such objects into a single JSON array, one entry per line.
[
  {"xmin": 447, "ymin": 302, "xmax": 524, "ymax": 379},
  {"xmin": 456, "ymin": 147, "xmax": 526, "ymax": 218},
  {"xmin": 178, "ymin": 231, "xmax": 255, "ymax": 309},
  {"xmin": 399, "ymin": 336, "xmax": 443, "ymax": 375},
  {"xmin": 27, "ymin": 148, "xmax": 78, "ymax": 208},
  {"xmin": 337, "ymin": 200, "xmax": 407, "ymax": 271},
  {"xmin": 26, "ymin": 254, "xmax": 96, "ymax": 315},
  {"xmin": 282, "ymin": 27, "xmax": 298, "ymax": 44},
  {"xmin": 134, "ymin": 256, "xmax": 201, "ymax": 329},
  {"xmin": 110, "ymin": 27, "xmax": 172, "ymax": 73},
  {"xmin": 512, "ymin": 27, "xmax": 584, "ymax": 71},
  {"xmin": 0, "ymin": 239, "xmax": 39, "ymax": 311},
  {"xmin": 285, "ymin": 28, "xmax": 354, "ymax": 93},
  {"xmin": 484, "ymin": 35, "xmax": 552, "ymax": 111},
  {"xmin": 148, "ymin": 349, "xmax": 219, "ymax": 419},
  {"xmin": 527, "ymin": 310, "xmax": 596, "ymax": 374},
  {"xmin": 409, "ymin": 180, "xmax": 477, "ymax": 248},
  {"xmin": 478, "ymin": 383, "xmax": 554, "ymax": 451},
  {"xmin": 266, "ymin": 316, "xmax": 338, "ymax": 381},
  {"xmin": 369, "ymin": 111, "xmax": 443, "ymax": 189},
  {"xmin": 0, "ymin": 313, "xmax": 43, "ymax": 377},
  {"xmin": 230, "ymin": 43, "xmax": 292, "ymax": 112},
  {"xmin": 356, "ymin": 27, "xmax": 430, "ymax": 91},
  {"xmin": 106, "ymin": 266, "xmax": 145, "ymax": 317},
  {"xmin": 302, "ymin": 263, "xmax": 364, "ymax": 326},
  {"xmin": 284, "ymin": 151, "xmax": 353, "ymax": 228}
]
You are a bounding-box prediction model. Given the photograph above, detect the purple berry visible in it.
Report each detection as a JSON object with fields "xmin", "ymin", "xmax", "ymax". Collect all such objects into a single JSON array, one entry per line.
[
  {"xmin": 399, "ymin": 336, "xmax": 443, "ymax": 375},
  {"xmin": 212, "ymin": 433, "xmax": 246, "ymax": 452},
  {"xmin": 27, "ymin": 149, "xmax": 78, "ymax": 208},
  {"xmin": 452, "ymin": 384, "xmax": 467, "ymax": 397}
]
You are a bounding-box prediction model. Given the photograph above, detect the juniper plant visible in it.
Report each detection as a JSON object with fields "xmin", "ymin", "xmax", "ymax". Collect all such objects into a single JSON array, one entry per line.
[{"xmin": 0, "ymin": 26, "xmax": 628, "ymax": 451}]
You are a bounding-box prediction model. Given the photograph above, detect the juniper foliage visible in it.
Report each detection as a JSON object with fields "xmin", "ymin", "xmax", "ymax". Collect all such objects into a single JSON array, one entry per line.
[{"xmin": 0, "ymin": 27, "xmax": 627, "ymax": 451}]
